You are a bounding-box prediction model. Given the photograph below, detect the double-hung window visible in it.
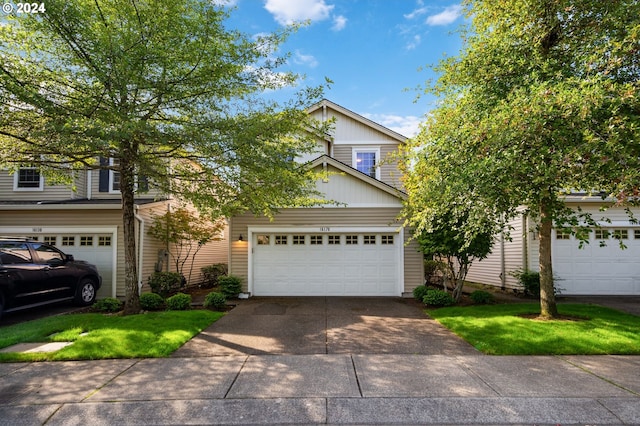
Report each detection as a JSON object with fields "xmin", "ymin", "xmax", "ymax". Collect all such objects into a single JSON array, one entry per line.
[
  {"xmin": 353, "ymin": 148, "xmax": 380, "ymax": 179},
  {"xmin": 14, "ymin": 167, "xmax": 44, "ymax": 191}
]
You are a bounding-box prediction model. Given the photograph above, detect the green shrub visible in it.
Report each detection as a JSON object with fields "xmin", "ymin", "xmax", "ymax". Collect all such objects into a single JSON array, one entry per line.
[
  {"xmin": 148, "ymin": 272, "xmax": 184, "ymax": 297},
  {"xmin": 511, "ymin": 269, "xmax": 540, "ymax": 297},
  {"xmin": 470, "ymin": 290, "xmax": 495, "ymax": 305},
  {"xmin": 218, "ymin": 275, "xmax": 243, "ymax": 298},
  {"xmin": 93, "ymin": 297, "xmax": 123, "ymax": 313},
  {"xmin": 139, "ymin": 293, "xmax": 165, "ymax": 311},
  {"xmin": 203, "ymin": 292, "xmax": 227, "ymax": 310},
  {"xmin": 201, "ymin": 263, "xmax": 228, "ymax": 288},
  {"xmin": 424, "ymin": 259, "xmax": 444, "ymax": 285},
  {"xmin": 413, "ymin": 285, "xmax": 430, "ymax": 302},
  {"xmin": 423, "ymin": 289, "xmax": 455, "ymax": 307},
  {"xmin": 165, "ymin": 293, "xmax": 192, "ymax": 311}
]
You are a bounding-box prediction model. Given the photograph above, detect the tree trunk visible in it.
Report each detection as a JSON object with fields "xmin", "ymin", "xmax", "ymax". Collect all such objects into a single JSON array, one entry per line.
[
  {"xmin": 538, "ymin": 199, "xmax": 558, "ymax": 319},
  {"xmin": 120, "ymin": 156, "xmax": 140, "ymax": 315}
]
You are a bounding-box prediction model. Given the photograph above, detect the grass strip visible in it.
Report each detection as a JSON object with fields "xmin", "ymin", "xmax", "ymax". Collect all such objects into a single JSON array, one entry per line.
[
  {"xmin": 427, "ymin": 303, "xmax": 640, "ymax": 355},
  {"xmin": 0, "ymin": 310, "xmax": 223, "ymax": 362}
]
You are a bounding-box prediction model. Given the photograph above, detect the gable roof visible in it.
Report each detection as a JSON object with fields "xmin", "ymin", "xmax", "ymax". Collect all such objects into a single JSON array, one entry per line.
[
  {"xmin": 308, "ymin": 99, "xmax": 408, "ymax": 143},
  {"xmin": 308, "ymin": 155, "xmax": 406, "ymax": 200}
]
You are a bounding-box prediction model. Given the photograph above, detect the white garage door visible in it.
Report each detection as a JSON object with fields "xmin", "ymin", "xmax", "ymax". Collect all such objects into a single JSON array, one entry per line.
[
  {"xmin": 554, "ymin": 228, "xmax": 640, "ymax": 295},
  {"xmin": 1, "ymin": 230, "xmax": 115, "ymax": 299},
  {"xmin": 251, "ymin": 231, "xmax": 401, "ymax": 296}
]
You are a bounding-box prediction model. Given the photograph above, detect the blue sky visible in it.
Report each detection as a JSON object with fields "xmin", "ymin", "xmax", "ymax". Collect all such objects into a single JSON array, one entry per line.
[{"xmin": 220, "ymin": 0, "xmax": 465, "ymax": 137}]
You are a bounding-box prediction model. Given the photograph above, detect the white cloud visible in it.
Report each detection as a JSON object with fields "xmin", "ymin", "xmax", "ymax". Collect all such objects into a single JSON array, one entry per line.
[
  {"xmin": 363, "ymin": 113, "xmax": 423, "ymax": 138},
  {"xmin": 293, "ymin": 50, "xmax": 319, "ymax": 68},
  {"xmin": 331, "ymin": 15, "xmax": 347, "ymax": 31},
  {"xmin": 210, "ymin": 0, "xmax": 238, "ymax": 6},
  {"xmin": 264, "ymin": 0, "xmax": 334, "ymax": 25},
  {"xmin": 406, "ymin": 34, "xmax": 421, "ymax": 50},
  {"xmin": 426, "ymin": 4, "xmax": 462, "ymax": 26}
]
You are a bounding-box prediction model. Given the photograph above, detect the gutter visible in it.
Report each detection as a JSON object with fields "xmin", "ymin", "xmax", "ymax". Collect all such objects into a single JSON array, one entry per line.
[{"xmin": 134, "ymin": 205, "xmax": 145, "ymax": 294}]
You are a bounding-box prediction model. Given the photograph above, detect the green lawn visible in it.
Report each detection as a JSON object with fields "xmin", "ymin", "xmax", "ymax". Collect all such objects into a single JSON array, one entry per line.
[
  {"xmin": 428, "ymin": 303, "xmax": 640, "ymax": 355},
  {"xmin": 0, "ymin": 310, "xmax": 223, "ymax": 362}
]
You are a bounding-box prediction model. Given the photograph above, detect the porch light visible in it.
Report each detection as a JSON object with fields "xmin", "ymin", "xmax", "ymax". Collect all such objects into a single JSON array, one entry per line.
[{"xmin": 238, "ymin": 234, "xmax": 244, "ymax": 241}]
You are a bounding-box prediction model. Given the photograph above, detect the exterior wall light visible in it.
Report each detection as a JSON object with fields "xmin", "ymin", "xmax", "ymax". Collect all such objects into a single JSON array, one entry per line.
[{"xmin": 238, "ymin": 234, "xmax": 244, "ymax": 241}]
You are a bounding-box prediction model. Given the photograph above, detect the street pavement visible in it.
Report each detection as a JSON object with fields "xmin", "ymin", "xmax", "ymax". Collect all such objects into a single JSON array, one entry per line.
[{"xmin": 0, "ymin": 296, "xmax": 638, "ymax": 425}]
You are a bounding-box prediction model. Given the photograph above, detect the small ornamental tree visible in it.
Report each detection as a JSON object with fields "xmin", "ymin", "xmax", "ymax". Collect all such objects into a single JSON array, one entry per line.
[
  {"xmin": 148, "ymin": 207, "xmax": 225, "ymax": 284},
  {"xmin": 414, "ymin": 208, "xmax": 494, "ymax": 302}
]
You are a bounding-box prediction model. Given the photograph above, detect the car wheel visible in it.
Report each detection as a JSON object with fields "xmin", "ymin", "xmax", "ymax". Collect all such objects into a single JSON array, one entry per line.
[{"xmin": 75, "ymin": 279, "xmax": 97, "ymax": 306}]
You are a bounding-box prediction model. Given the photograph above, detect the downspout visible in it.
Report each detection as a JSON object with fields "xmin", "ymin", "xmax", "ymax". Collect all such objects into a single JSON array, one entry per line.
[
  {"xmin": 134, "ymin": 205, "xmax": 145, "ymax": 294},
  {"xmin": 522, "ymin": 212, "xmax": 529, "ymax": 271},
  {"xmin": 500, "ymin": 230, "xmax": 506, "ymax": 290},
  {"xmin": 87, "ymin": 170, "xmax": 92, "ymax": 200}
]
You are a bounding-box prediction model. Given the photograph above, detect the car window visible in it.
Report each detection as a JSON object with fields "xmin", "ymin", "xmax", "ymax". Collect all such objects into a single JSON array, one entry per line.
[
  {"xmin": 32, "ymin": 243, "xmax": 65, "ymax": 263},
  {"xmin": 0, "ymin": 242, "xmax": 33, "ymax": 264}
]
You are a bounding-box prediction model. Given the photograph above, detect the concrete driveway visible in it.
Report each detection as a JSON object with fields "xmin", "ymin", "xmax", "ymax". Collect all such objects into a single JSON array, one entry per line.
[{"xmin": 173, "ymin": 297, "xmax": 477, "ymax": 356}]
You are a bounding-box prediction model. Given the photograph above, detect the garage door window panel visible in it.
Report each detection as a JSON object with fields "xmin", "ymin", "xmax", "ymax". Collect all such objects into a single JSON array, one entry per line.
[
  {"xmin": 62, "ymin": 236, "xmax": 75, "ymax": 246},
  {"xmin": 613, "ymin": 229, "xmax": 628, "ymax": 240},
  {"xmin": 43, "ymin": 236, "xmax": 56, "ymax": 245},
  {"xmin": 275, "ymin": 235, "xmax": 288, "ymax": 245},
  {"xmin": 293, "ymin": 235, "xmax": 305, "ymax": 245},
  {"xmin": 80, "ymin": 236, "xmax": 94, "ymax": 246},
  {"xmin": 363, "ymin": 235, "xmax": 376, "ymax": 245},
  {"xmin": 310, "ymin": 235, "xmax": 323, "ymax": 245},
  {"xmin": 381, "ymin": 235, "xmax": 394, "ymax": 245},
  {"xmin": 328, "ymin": 235, "xmax": 340, "ymax": 245},
  {"xmin": 345, "ymin": 235, "xmax": 358, "ymax": 245},
  {"xmin": 595, "ymin": 229, "xmax": 610, "ymax": 240},
  {"xmin": 98, "ymin": 236, "xmax": 112, "ymax": 246},
  {"xmin": 257, "ymin": 235, "xmax": 270, "ymax": 245}
]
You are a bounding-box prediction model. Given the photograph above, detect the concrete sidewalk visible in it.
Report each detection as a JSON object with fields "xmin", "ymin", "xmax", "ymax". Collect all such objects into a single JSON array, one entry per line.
[{"xmin": 0, "ymin": 354, "xmax": 639, "ymax": 425}]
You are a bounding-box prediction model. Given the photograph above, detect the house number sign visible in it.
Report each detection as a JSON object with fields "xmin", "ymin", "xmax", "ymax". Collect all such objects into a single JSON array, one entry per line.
[{"xmin": 320, "ymin": 227, "xmax": 330, "ymax": 232}]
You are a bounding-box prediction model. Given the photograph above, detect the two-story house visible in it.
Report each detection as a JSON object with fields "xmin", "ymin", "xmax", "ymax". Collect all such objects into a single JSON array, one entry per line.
[
  {"xmin": 228, "ymin": 99, "xmax": 424, "ymax": 297},
  {"xmin": 0, "ymin": 163, "xmax": 228, "ymax": 300}
]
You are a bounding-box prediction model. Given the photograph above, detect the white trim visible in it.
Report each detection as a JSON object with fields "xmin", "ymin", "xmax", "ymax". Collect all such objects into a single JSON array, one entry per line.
[
  {"xmin": 12, "ymin": 167, "xmax": 44, "ymax": 192},
  {"xmin": 0, "ymin": 225, "xmax": 118, "ymax": 299},
  {"xmin": 352, "ymin": 147, "xmax": 381, "ymax": 180},
  {"xmin": 247, "ymin": 225, "xmax": 404, "ymax": 296},
  {"xmin": 108, "ymin": 158, "xmax": 120, "ymax": 194},
  {"xmin": 335, "ymin": 140, "xmax": 398, "ymax": 146}
]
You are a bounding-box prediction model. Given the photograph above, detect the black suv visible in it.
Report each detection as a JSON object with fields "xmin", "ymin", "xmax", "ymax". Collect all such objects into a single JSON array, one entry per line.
[{"xmin": 0, "ymin": 238, "xmax": 102, "ymax": 318}]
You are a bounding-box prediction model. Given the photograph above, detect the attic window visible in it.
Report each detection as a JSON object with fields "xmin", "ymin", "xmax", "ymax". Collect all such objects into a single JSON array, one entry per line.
[{"xmin": 353, "ymin": 148, "xmax": 380, "ymax": 180}]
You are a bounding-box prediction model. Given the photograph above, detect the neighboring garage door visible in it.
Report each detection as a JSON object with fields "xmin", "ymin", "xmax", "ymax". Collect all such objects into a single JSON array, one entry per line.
[
  {"xmin": 554, "ymin": 227, "xmax": 640, "ymax": 295},
  {"xmin": 1, "ymin": 230, "xmax": 115, "ymax": 299},
  {"xmin": 251, "ymin": 230, "xmax": 402, "ymax": 296}
]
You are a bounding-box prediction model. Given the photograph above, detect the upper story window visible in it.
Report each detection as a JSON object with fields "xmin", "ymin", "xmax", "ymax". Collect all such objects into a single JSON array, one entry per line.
[
  {"xmin": 13, "ymin": 167, "xmax": 44, "ymax": 191},
  {"xmin": 109, "ymin": 158, "xmax": 121, "ymax": 193},
  {"xmin": 353, "ymin": 148, "xmax": 380, "ymax": 180}
]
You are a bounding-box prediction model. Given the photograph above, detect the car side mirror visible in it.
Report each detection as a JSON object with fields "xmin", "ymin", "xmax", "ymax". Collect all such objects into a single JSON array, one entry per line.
[{"xmin": 65, "ymin": 254, "xmax": 75, "ymax": 262}]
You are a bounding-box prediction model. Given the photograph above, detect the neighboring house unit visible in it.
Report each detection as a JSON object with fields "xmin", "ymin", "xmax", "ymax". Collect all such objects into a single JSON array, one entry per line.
[
  {"xmin": 228, "ymin": 99, "xmax": 424, "ymax": 297},
  {"xmin": 466, "ymin": 197, "xmax": 640, "ymax": 295},
  {"xmin": 0, "ymin": 164, "xmax": 228, "ymax": 300}
]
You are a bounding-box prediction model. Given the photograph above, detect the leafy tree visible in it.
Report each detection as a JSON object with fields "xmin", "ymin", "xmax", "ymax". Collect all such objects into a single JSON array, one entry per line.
[
  {"xmin": 147, "ymin": 207, "xmax": 225, "ymax": 284},
  {"xmin": 0, "ymin": 1, "xmax": 328, "ymax": 314},
  {"xmin": 406, "ymin": 0, "xmax": 640, "ymax": 318}
]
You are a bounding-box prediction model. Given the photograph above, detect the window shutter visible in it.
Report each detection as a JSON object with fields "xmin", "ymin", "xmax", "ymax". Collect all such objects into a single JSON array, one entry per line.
[{"xmin": 98, "ymin": 157, "xmax": 109, "ymax": 192}]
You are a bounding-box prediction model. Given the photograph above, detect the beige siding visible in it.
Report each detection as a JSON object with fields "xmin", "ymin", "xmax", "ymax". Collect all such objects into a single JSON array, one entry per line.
[
  {"xmin": 466, "ymin": 215, "xmax": 526, "ymax": 291},
  {"xmin": 0, "ymin": 170, "xmax": 76, "ymax": 201},
  {"xmin": 319, "ymin": 165, "xmax": 402, "ymax": 206},
  {"xmin": 230, "ymin": 207, "xmax": 420, "ymax": 294},
  {"xmin": 137, "ymin": 204, "xmax": 229, "ymax": 291},
  {"xmin": 331, "ymin": 144, "xmax": 402, "ymax": 189},
  {"xmin": 403, "ymin": 230, "xmax": 424, "ymax": 295},
  {"xmin": 311, "ymin": 108, "xmax": 399, "ymax": 143}
]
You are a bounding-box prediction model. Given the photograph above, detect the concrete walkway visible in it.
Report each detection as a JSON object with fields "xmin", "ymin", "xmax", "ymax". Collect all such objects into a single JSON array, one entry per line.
[
  {"xmin": 0, "ymin": 354, "xmax": 639, "ymax": 425},
  {"xmin": 1, "ymin": 297, "xmax": 639, "ymax": 425}
]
